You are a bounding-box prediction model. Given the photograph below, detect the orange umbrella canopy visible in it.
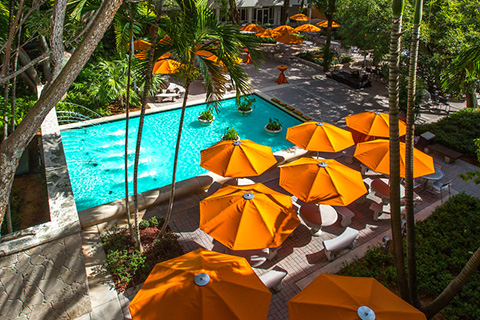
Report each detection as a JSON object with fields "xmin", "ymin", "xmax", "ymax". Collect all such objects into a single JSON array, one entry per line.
[
  {"xmin": 152, "ymin": 59, "xmax": 182, "ymax": 74},
  {"xmin": 316, "ymin": 20, "xmax": 340, "ymax": 28},
  {"xmin": 289, "ymin": 274, "xmax": 426, "ymax": 320},
  {"xmin": 200, "ymin": 183, "xmax": 300, "ymax": 250},
  {"xmin": 275, "ymin": 33, "xmax": 304, "ymax": 44},
  {"xmin": 129, "ymin": 248, "xmax": 272, "ymax": 320},
  {"xmin": 286, "ymin": 122, "xmax": 354, "ymax": 152},
  {"xmin": 290, "ymin": 13, "xmax": 310, "ymax": 21},
  {"xmin": 256, "ymin": 29, "xmax": 282, "ymax": 38},
  {"xmin": 345, "ymin": 111, "xmax": 407, "ymax": 137},
  {"xmin": 200, "ymin": 139, "xmax": 277, "ymax": 177},
  {"xmin": 280, "ymin": 158, "xmax": 367, "ymax": 205},
  {"xmin": 294, "ymin": 24, "xmax": 321, "ymax": 32},
  {"xmin": 241, "ymin": 24, "xmax": 265, "ymax": 33},
  {"xmin": 354, "ymin": 139, "xmax": 435, "ymax": 178},
  {"xmin": 272, "ymin": 25, "xmax": 296, "ymax": 34}
]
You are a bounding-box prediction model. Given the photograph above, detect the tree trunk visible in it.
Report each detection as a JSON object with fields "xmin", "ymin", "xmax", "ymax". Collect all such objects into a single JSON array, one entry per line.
[
  {"xmin": 124, "ymin": 8, "xmax": 135, "ymax": 242},
  {"xmin": 50, "ymin": 0, "xmax": 67, "ymax": 81},
  {"xmin": 17, "ymin": 48, "xmax": 42, "ymax": 94},
  {"xmin": 159, "ymin": 82, "xmax": 191, "ymax": 237},
  {"xmin": 323, "ymin": 14, "xmax": 333, "ymax": 72},
  {"xmin": 228, "ymin": 0, "xmax": 239, "ymax": 24},
  {"xmin": 422, "ymin": 247, "xmax": 480, "ymax": 319},
  {"xmin": 466, "ymin": 90, "xmax": 478, "ymax": 109},
  {"xmin": 405, "ymin": 0, "xmax": 423, "ymax": 308},
  {"xmin": 388, "ymin": 1, "xmax": 411, "ymax": 302},
  {"xmin": 0, "ymin": 0, "xmax": 123, "ymax": 228},
  {"xmin": 282, "ymin": 0, "xmax": 290, "ymax": 25},
  {"xmin": 39, "ymin": 36, "xmax": 52, "ymax": 82}
]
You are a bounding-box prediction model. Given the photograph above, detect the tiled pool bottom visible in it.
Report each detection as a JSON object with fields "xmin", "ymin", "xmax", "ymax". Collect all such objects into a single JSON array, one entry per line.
[{"xmin": 61, "ymin": 94, "xmax": 302, "ymax": 211}]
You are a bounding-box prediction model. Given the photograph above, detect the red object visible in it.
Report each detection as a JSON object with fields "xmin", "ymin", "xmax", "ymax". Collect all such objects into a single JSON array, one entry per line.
[
  {"xmin": 276, "ymin": 65, "xmax": 289, "ymax": 84},
  {"xmin": 243, "ymin": 54, "xmax": 253, "ymax": 64}
]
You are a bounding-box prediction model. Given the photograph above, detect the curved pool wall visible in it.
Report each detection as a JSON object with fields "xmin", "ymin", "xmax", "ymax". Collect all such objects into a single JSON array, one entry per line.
[{"xmin": 60, "ymin": 91, "xmax": 303, "ymax": 213}]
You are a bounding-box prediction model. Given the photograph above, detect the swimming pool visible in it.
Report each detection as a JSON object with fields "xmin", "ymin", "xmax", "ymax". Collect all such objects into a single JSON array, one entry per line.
[{"xmin": 61, "ymin": 94, "xmax": 302, "ymax": 211}]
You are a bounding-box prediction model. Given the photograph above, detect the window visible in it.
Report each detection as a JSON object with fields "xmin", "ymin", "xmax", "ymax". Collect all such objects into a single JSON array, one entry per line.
[{"xmin": 240, "ymin": 9, "xmax": 247, "ymax": 21}]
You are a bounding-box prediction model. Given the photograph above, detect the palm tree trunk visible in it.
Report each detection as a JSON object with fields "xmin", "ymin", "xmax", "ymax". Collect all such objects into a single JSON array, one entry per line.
[
  {"xmin": 405, "ymin": 0, "xmax": 423, "ymax": 308},
  {"xmin": 159, "ymin": 82, "xmax": 191, "ymax": 236},
  {"xmin": 282, "ymin": 0, "xmax": 290, "ymax": 25},
  {"xmin": 388, "ymin": 0, "xmax": 410, "ymax": 303},
  {"xmin": 228, "ymin": 0, "xmax": 239, "ymax": 24},
  {"xmin": 124, "ymin": 8, "xmax": 135, "ymax": 242},
  {"xmin": 323, "ymin": 15, "xmax": 333, "ymax": 72},
  {"xmin": 422, "ymin": 246, "xmax": 480, "ymax": 319},
  {"xmin": 466, "ymin": 90, "xmax": 478, "ymax": 109}
]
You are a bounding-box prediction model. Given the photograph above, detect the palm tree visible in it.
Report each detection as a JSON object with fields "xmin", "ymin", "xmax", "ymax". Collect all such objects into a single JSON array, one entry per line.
[
  {"xmin": 311, "ymin": 0, "xmax": 336, "ymax": 72},
  {"xmin": 388, "ymin": 0, "xmax": 410, "ymax": 302},
  {"xmin": 405, "ymin": 0, "xmax": 423, "ymax": 308},
  {"xmin": 282, "ymin": 0, "xmax": 291, "ymax": 25},
  {"xmin": 151, "ymin": 0, "xmax": 261, "ymax": 236}
]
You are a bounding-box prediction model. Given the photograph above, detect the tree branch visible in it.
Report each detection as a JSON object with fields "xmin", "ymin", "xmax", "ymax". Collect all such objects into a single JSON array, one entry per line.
[{"xmin": 0, "ymin": 52, "xmax": 51, "ymax": 84}]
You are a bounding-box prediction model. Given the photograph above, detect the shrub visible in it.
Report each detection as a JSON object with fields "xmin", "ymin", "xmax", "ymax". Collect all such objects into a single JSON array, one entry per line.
[
  {"xmin": 266, "ymin": 118, "xmax": 282, "ymax": 130},
  {"xmin": 223, "ymin": 127, "xmax": 239, "ymax": 140},
  {"xmin": 198, "ymin": 108, "xmax": 214, "ymax": 121},
  {"xmin": 139, "ymin": 220, "xmax": 150, "ymax": 230},
  {"xmin": 416, "ymin": 108, "xmax": 480, "ymax": 158}
]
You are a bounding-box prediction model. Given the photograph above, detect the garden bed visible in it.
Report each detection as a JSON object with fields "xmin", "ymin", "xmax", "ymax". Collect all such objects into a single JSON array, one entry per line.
[{"xmin": 102, "ymin": 217, "xmax": 184, "ymax": 293}]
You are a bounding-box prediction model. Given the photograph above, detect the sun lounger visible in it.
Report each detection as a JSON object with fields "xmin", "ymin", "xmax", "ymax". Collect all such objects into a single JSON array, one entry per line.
[
  {"xmin": 322, "ymin": 227, "xmax": 359, "ymax": 261},
  {"xmin": 155, "ymin": 92, "xmax": 180, "ymax": 102},
  {"xmin": 166, "ymin": 83, "xmax": 186, "ymax": 97}
]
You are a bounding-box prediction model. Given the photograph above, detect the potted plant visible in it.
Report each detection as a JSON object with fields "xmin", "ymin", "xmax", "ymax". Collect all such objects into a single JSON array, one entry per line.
[
  {"xmin": 264, "ymin": 118, "xmax": 282, "ymax": 135},
  {"xmin": 198, "ymin": 108, "xmax": 215, "ymax": 125},
  {"xmin": 237, "ymin": 97, "xmax": 255, "ymax": 116},
  {"xmin": 222, "ymin": 127, "xmax": 240, "ymax": 141}
]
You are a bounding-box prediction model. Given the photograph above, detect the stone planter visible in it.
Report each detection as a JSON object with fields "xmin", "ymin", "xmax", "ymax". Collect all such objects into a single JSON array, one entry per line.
[
  {"xmin": 237, "ymin": 107, "xmax": 253, "ymax": 116},
  {"xmin": 222, "ymin": 135, "xmax": 240, "ymax": 141},
  {"xmin": 198, "ymin": 116, "xmax": 214, "ymax": 125},
  {"xmin": 264, "ymin": 125, "xmax": 282, "ymax": 135}
]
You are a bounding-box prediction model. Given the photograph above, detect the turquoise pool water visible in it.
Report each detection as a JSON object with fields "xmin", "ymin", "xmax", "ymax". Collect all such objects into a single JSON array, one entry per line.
[{"xmin": 61, "ymin": 94, "xmax": 302, "ymax": 211}]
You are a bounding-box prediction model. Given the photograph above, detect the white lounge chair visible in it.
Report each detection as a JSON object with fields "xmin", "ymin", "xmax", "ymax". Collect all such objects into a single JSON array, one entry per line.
[
  {"xmin": 322, "ymin": 227, "xmax": 359, "ymax": 261},
  {"xmin": 155, "ymin": 92, "xmax": 180, "ymax": 102},
  {"xmin": 166, "ymin": 83, "xmax": 186, "ymax": 97}
]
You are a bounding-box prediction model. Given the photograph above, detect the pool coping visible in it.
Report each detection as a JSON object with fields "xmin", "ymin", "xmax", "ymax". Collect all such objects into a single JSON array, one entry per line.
[{"xmin": 73, "ymin": 90, "xmax": 307, "ymax": 228}]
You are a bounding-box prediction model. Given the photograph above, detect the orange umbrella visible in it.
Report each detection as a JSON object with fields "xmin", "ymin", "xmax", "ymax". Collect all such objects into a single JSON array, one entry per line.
[
  {"xmin": 275, "ymin": 33, "xmax": 304, "ymax": 44},
  {"xmin": 240, "ymin": 24, "xmax": 265, "ymax": 33},
  {"xmin": 354, "ymin": 139, "xmax": 435, "ymax": 178},
  {"xmin": 272, "ymin": 25, "xmax": 296, "ymax": 34},
  {"xmin": 286, "ymin": 122, "xmax": 354, "ymax": 152},
  {"xmin": 152, "ymin": 58, "xmax": 182, "ymax": 74},
  {"xmin": 199, "ymin": 183, "xmax": 300, "ymax": 250},
  {"xmin": 290, "ymin": 13, "xmax": 310, "ymax": 21},
  {"xmin": 289, "ymin": 274, "xmax": 426, "ymax": 320},
  {"xmin": 316, "ymin": 20, "xmax": 340, "ymax": 28},
  {"xmin": 129, "ymin": 248, "xmax": 272, "ymax": 320},
  {"xmin": 200, "ymin": 139, "xmax": 277, "ymax": 177},
  {"xmin": 345, "ymin": 111, "xmax": 407, "ymax": 137},
  {"xmin": 279, "ymin": 158, "xmax": 367, "ymax": 205},
  {"xmin": 294, "ymin": 24, "xmax": 321, "ymax": 32},
  {"xmin": 255, "ymin": 29, "xmax": 282, "ymax": 38}
]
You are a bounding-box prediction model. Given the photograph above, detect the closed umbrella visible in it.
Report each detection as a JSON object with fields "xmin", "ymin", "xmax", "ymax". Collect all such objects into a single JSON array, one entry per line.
[
  {"xmin": 286, "ymin": 122, "xmax": 354, "ymax": 153},
  {"xmin": 255, "ymin": 29, "xmax": 282, "ymax": 38},
  {"xmin": 354, "ymin": 139, "xmax": 435, "ymax": 178},
  {"xmin": 290, "ymin": 13, "xmax": 310, "ymax": 21},
  {"xmin": 199, "ymin": 183, "xmax": 300, "ymax": 250},
  {"xmin": 294, "ymin": 24, "xmax": 321, "ymax": 33},
  {"xmin": 200, "ymin": 139, "xmax": 277, "ymax": 178},
  {"xmin": 275, "ymin": 33, "xmax": 304, "ymax": 45},
  {"xmin": 129, "ymin": 248, "xmax": 272, "ymax": 320},
  {"xmin": 345, "ymin": 111, "xmax": 406, "ymax": 138},
  {"xmin": 289, "ymin": 274, "xmax": 426, "ymax": 320},
  {"xmin": 316, "ymin": 20, "xmax": 340, "ymax": 28},
  {"xmin": 279, "ymin": 158, "xmax": 367, "ymax": 206}
]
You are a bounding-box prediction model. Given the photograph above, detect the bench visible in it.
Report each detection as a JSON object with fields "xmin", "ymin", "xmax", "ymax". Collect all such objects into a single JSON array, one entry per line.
[
  {"xmin": 259, "ymin": 269, "xmax": 288, "ymax": 293},
  {"xmin": 322, "ymin": 227, "xmax": 359, "ymax": 261},
  {"xmin": 155, "ymin": 92, "xmax": 180, "ymax": 102},
  {"xmin": 369, "ymin": 202, "xmax": 406, "ymax": 221},
  {"xmin": 424, "ymin": 144, "xmax": 462, "ymax": 164},
  {"xmin": 332, "ymin": 206, "xmax": 355, "ymax": 227}
]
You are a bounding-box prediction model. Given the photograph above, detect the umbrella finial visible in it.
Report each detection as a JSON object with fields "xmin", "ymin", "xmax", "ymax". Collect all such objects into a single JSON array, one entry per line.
[
  {"xmin": 233, "ymin": 141, "xmax": 242, "ymax": 146},
  {"xmin": 194, "ymin": 273, "xmax": 210, "ymax": 286},
  {"xmin": 357, "ymin": 306, "xmax": 375, "ymax": 320},
  {"xmin": 316, "ymin": 122, "xmax": 324, "ymax": 126},
  {"xmin": 243, "ymin": 192, "xmax": 255, "ymax": 200},
  {"xmin": 317, "ymin": 162, "xmax": 328, "ymax": 168},
  {"xmin": 374, "ymin": 111, "xmax": 381, "ymax": 115}
]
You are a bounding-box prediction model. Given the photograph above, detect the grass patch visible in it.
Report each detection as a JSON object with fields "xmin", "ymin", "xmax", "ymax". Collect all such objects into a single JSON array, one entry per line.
[
  {"xmin": 339, "ymin": 193, "xmax": 480, "ymax": 319},
  {"xmin": 416, "ymin": 108, "xmax": 480, "ymax": 158},
  {"xmin": 102, "ymin": 216, "xmax": 184, "ymax": 292}
]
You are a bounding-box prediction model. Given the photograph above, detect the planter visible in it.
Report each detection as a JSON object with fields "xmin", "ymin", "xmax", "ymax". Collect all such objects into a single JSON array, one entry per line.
[
  {"xmin": 222, "ymin": 135, "xmax": 240, "ymax": 141},
  {"xmin": 237, "ymin": 107, "xmax": 253, "ymax": 116},
  {"xmin": 198, "ymin": 116, "xmax": 214, "ymax": 125},
  {"xmin": 264, "ymin": 125, "xmax": 282, "ymax": 135}
]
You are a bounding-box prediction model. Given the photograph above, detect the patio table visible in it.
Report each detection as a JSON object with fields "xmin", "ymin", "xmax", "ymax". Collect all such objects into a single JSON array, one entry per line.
[
  {"xmin": 299, "ymin": 203, "xmax": 338, "ymax": 236},
  {"xmin": 371, "ymin": 178, "xmax": 422, "ymax": 205},
  {"xmin": 275, "ymin": 65, "xmax": 289, "ymax": 84}
]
